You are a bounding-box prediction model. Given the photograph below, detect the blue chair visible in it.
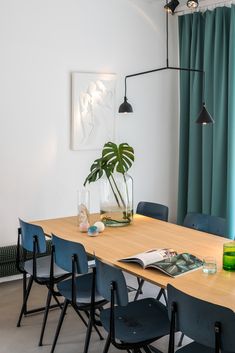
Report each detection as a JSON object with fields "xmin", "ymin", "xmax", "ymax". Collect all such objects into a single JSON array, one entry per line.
[
  {"xmin": 50, "ymin": 234, "xmax": 107, "ymax": 353},
  {"xmin": 16, "ymin": 219, "xmax": 70, "ymax": 346},
  {"xmin": 178, "ymin": 212, "xmax": 227, "ymax": 347},
  {"xmin": 136, "ymin": 201, "xmax": 169, "ymax": 222},
  {"xmin": 135, "ymin": 201, "xmax": 169, "ymax": 302},
  {"xmin": 85, "ymin": 258, "xmax": 170, "ymax": 353},
  {"xmin": 167, "ymin": 284, "xmax": 235, "ymax": 353},
  {"xmin": 183, "ymin": 212, "xmax": 227, "ymax": 237}
]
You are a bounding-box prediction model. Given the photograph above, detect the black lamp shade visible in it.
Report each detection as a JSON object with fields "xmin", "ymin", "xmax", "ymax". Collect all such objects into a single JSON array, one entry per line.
[
  {"xmin": 187, "ymin": 0, "xmax": 199, "ymax": 8},
  {"xmin": 118, "ymin": 97, "xmax": 133, "ymax": 113},
  {"xmin": 164, "ymin": 0, "xmax": 180, "ymax": 14},
  {"xmin": 196, "ymin": 104, "xmax": 214, "ymax": 125}
]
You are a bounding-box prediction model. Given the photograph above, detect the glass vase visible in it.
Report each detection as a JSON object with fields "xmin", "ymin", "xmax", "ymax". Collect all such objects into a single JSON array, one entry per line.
[
  {"xmin": 100, "ymin": 172, "xmax": 133, "ymax": 227},
  {"xmin": 77, "ymin": 188, "xmax": 90, "ymax": 232}
]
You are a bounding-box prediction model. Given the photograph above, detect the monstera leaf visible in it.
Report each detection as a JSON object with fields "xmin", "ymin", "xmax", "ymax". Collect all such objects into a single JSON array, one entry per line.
[
  {"xmin": 84, "ymin": 142, "xmax": 134, "ymax": 188},
  {"xmin": 83, "ymin": 158, "xmax": 104, "ymax": 186},
  {"xmin": 83, "ymin": 157, "xmax": 114, "ymax": 186},
  {"xmin": 102, "ymin": 142, "xmax": 134, "ymax": 174}
]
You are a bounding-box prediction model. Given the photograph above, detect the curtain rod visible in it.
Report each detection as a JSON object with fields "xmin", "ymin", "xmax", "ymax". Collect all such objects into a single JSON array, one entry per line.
[{"xmin": 175, "ymin": 0, "xmax": 235, "ymax": 15}]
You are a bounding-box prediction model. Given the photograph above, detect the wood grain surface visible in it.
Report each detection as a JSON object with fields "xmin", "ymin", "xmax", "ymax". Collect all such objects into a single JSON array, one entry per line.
[{"xmin": 32, "ymin": 214, "xmax": 235, "ymax": 310}]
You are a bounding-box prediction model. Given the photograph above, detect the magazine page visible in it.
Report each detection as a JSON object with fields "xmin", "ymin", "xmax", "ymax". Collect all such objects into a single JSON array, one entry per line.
[
  {"xmin": 147, "ymin": 253, "xmax": 203, "ymax": 277},
  {"xmin": 119, "ymin": 248, "xmax": 177, "ymax": 268}
]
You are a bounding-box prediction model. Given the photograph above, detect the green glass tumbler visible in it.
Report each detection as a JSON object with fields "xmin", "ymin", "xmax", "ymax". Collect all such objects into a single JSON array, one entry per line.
[{"xmin": 223, "ymin": 242, "xmax": 235, "ymax": 271}]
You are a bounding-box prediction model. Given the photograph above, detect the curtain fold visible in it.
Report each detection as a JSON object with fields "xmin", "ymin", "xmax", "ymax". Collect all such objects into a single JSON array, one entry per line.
[{"xmin": 177, "ymin": 6, "xmax": 235, "ymax": 239}]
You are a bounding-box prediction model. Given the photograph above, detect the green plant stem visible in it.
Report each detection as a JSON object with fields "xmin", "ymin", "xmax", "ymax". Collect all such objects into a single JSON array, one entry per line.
[
  {"xmin": 110, "ymin": 174, "xmax": 126, "ymax": 208},
  {"xmin": 106, "ymin": 173, "xmax": 121, "ymax": 208},
  {"xmin": 123, "ymin": 174, "xmax": 130, "ymax": 207}
]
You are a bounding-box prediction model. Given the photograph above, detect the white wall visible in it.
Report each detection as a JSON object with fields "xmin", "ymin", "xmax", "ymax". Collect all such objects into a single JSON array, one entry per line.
[{"xmin": 0, "ymin": 0, "xmax": 179, "ymax": 246}]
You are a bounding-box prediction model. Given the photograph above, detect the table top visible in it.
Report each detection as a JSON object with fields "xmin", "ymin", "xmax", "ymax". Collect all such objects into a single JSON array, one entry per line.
[{"xmin": 32, "ymin": 214, "xmax": 235, "ymax": 311}]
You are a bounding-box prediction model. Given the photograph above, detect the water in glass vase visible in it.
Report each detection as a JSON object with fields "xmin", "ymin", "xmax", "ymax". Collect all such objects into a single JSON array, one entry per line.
[
  {"xmin": 101, "ymin": 206, "xmax": 133, "ymax": 227},
  {"xmin": 100, "ymin": 172, "xmax": 133, "ymax": 227}
]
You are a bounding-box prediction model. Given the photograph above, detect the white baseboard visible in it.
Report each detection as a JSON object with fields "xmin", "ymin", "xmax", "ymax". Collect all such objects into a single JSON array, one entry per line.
[{"xmin": 0, "ymin": 274, "xmax": 22, "ymax": 283}]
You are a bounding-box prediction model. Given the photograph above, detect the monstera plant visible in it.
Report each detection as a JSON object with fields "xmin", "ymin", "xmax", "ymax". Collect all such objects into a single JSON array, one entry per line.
[{"xmin": 84, "ymin": 142, "xmax": 134, "ymax": 226}]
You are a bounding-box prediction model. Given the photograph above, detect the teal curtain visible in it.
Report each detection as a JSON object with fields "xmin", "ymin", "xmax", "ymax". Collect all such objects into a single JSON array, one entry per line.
[{"xmin": 177, "ymin": 6, "xmax": 235, "ymax": 239}]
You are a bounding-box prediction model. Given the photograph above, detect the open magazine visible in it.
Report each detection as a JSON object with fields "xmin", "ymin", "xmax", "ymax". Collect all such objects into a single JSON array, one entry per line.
[{"xmin": 119, "ymin": 249, "xmax": 203, "ymax": 278}]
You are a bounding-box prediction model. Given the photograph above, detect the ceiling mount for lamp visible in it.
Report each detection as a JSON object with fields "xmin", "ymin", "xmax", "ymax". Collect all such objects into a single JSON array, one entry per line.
[
  {"xmin": 164, "ymin": 0, "xmax": 180, "ymax": 14},
  {"xmin": 118, "ymin": 0, "xmax": 214, "ymax": 125}
]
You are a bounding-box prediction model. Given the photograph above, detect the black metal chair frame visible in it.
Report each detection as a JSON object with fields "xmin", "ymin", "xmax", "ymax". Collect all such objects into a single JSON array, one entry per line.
[
  {"xmin": 177, "ymin": 212, "xmax": 227, "ymax": 348},
  {"xmin": 50, "ymin": 253, "xmax": 106, "ymax": 353},
  {"xmin": 168, "ymin": 301, "xmax": 222, "ymax": 353},
  {"xmin": 16, "ymin": 228, "xmax": 70, "ymax": 346},
  {"xmin": 135, "ymin": 202, "xmax": 169, "ymax": 303},
  {"xmin": 85, "ymin": 267, "xmax": 166, "ymax": 353},
  {"xmin": 134, "ymin": 281, "xmax": 167, "ymax": 304}
]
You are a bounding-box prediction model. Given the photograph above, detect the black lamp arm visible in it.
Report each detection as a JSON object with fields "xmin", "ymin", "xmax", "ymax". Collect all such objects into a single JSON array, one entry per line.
[
  {"xmin": 124, "ymin": 66, "xmax": 205, "ymax": 103},
  {"xmin": 124, "ymin": 67, "xmax": 169, "ymax": 98},
  {"xmin": 120, "ymin": 0, "xmax": 211, "ymax": 123}
]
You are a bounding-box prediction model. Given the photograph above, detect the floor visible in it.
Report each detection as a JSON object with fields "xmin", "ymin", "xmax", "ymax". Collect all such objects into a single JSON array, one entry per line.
[{"xmin": 0, "ymin": 275, "xmax": 187, "ymax": 353}]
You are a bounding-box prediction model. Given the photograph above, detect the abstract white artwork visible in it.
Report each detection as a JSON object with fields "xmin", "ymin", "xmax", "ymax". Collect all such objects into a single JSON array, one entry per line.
[{"xmin": 71, "ymin": 72, "xmax": 116, "ymax": 150}]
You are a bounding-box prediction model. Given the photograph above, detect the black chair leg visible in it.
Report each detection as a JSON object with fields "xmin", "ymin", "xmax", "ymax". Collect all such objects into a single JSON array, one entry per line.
[
  {"xmin": 84, "ymin": 310, "xmax": 104, "ymax": 340},
  {"xmin": 92, "ymin": 322, "xmax": 104, "ymax": 340},
  {"xmin": 50, "ymin": 299, "xmax": 69, "ymax": 353},
  {"xmin": 143, "ymin": 346, "xmax": 152, "ymax": 353},
  {"xmin": 137, "ymin": 278, "xmax": 143, "ymax": 294},
  {"xmin": 83, "ymin": 315, "xmax": 93, "ymax": 353},
  {"xmin": 17, "ymin": 275, "xmax": 34, "ymax": 327},
  {"xmin": 38, "ymin": 289, "xmax": 52, "ymax": 346},
  {"xmin": 102, "ymin": 333, "xmax": 111, "ymax": 353},
  {"xmin": 73, "ymin": 306, "xmax": 88, "ymax": 328},
  {"xmin": 134, "ymin": 279, "xmax": 145, "ymax": 301},
  {"xmin": 162, "ymin": 289, "xmax": 168, "ymax": 305},
  {"xmin": 23, "ymin": 272, "xmax": 27, "ymax": 315},
  {"xmin": 156, "ymin": 288, "xmax": 168, "ymax": 305},
  {"xmin": 178, "ymin": 332, "xmax": 184, "ymax": 347},
  {"xmin": 51, "ymin": 291, "xmax": 63, "ymax": 310}
]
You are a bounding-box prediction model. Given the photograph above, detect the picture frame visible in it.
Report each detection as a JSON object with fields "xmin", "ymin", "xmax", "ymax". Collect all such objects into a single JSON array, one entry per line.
[{"xmin": 71, "ymin": 72, "xmax": 116, "ymax": 151}]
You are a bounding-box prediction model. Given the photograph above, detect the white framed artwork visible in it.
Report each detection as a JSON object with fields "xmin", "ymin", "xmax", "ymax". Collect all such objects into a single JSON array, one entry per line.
[{"xmin": 71, "ymin": 72, "xmax": 116, "ymax": 150}]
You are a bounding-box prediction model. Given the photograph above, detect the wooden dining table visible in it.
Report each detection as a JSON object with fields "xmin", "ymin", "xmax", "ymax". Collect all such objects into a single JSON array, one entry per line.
[{"xmin": 32, "ymin": 214, "xmax": 235, "ymax": 311}]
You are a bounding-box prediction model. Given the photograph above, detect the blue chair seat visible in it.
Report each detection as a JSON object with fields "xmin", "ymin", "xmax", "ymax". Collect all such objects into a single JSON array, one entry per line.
[
  {"xmin": 100, "ymin": 298, "xmax": 169, "ymax": 343},
  {"xmin": 24, "ymin": 255, "xmax": 69, "ymax": 279},
  {"xmin": 57, "ymin": 272, "xmax": 104, "ymax": 305}
]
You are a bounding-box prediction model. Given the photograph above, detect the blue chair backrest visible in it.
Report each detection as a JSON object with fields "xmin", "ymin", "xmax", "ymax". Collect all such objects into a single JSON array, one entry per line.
[
  {"xmin": 95, "ymin": 258, "xmax": 128, "ymax": 306},
  {"xmin": 19, "ymin": 219, "xmax": 47, "ymax": 253},
  {"xmin": 208, "ymin": 215, "xmax": 227, "ymax": 237},
  {"xmin": 52, "ymin": 234, "xmax": 88, "ymax": 274},
  {"xmin": 167, "ymin": 284, "xmax": 235, "ymax": 352},
  {"xmin": 183, "ymin": 212, "xmax": 227, "ymax": 237},
  {"xmin": 136, "ymin": 201, "xmax": 169, "ymax": 221}
]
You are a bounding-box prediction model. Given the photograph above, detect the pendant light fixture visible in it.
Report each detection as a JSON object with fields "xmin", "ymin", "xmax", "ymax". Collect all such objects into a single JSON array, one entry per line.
[
  {"xmin": 118, "ymin": 87, "xmax": 133, "ymax": 113},
  {"xmin": 118, "ymin": 1, "xmax": 214, "ymax": 125},
  {"xmin": 196, "ymin": 103, "xmax": 214, "ymax": 124}
]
